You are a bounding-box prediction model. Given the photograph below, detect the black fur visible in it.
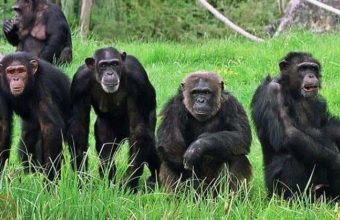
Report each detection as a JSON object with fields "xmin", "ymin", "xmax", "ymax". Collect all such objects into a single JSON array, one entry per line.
[
  {"xmin": 157, "ymin": 72, "xmax": 252, "ymax": 193},
  {"xmin": 68, "ymin": 47, "xmax": 159, "ymax": 192},
  {"xmin": 0, "ymin": 52, "xmax": 71, "ymax": 180},
  {"xmin": 3, "ymin": 0, "xmax": 72, "ymax": 64},
  {"xmin": 251, "ymin": 52, "xmax": 340, "ymax": 200}
]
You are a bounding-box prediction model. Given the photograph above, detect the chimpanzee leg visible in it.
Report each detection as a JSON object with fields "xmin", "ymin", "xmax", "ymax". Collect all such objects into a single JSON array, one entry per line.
[
  {"xmin": 40, "ymin": 122, "xmax": 63, "ymax": 181},
  {"xmin": 19, "ymin": 120, "xmax": 40, "ymax": 173},
  {"xmin": 266, "ymin": 154, "xmax": 327, "ymax": 200},
  {"xmin": 329, "ymin": 170, "xmax": 340, "ymax": 199},
  {"xmin": 94, "ymin": 117, "xmax": 122, "ymax": 181},
  {"xmin": 228, "ymin": 155, "xmax": 252, "ymax": 191},
  {"xmin": 0, "ymin": 106, "xmax": 12, "ymax": 172},
  {"xmin": 145, "ymin": 145, "xmax": 160, "ymax": 188},
  {"xmin": 159, "ymin": 162, "xmax": 184, "ymax": 192}
]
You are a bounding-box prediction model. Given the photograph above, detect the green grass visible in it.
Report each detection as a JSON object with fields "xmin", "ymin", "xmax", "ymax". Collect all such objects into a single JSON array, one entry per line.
[{"xmin": 1, "ymin": 32, "xmax": 340, "ymax": 219}]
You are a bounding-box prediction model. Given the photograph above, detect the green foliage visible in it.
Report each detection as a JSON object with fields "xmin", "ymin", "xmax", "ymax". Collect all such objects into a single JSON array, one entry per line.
[
  {"xmin": 1, "ymin": 32, "xmax": 340, "ymax": 218},
  {"xmin": 90, "ymin": 0, "xmax": 280, "ymax": 41},
  {"xmin": 0, "ymin": 0, "xmax": 280, "ymax": 41}
]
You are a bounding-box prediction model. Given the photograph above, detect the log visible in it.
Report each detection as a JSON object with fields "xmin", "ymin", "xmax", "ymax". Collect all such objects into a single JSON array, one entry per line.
[{"xmin": 197, "ymin": 0, "xmax": 264, "ymax": 42}]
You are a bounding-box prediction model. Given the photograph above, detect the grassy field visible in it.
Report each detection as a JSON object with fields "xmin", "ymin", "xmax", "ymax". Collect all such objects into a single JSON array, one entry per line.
[{"xmin": 1, "ymin": 32, "xmax": 340, "ymax": 219}]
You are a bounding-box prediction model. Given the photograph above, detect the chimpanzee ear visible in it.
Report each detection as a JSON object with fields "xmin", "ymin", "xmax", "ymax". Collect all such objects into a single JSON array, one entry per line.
[
  {"xmin": 279, "ymin": 60, "xmax": 289, "ymax": 72},
  {"xmin": 181, "ymin": 83, "xmax": 185, "ymax": 91},
  {"xmin": 30, "ymin": 59, "xmax": 39, "ymax": 75},
  {"xmin": 121, "ymin": 52, "xmax": 126, "ymax": 61},
  {"xmin": 85, "ymin": 57, "xmax": 95, "ymax": 69},
  {"xmin": 220, "ymin": 81, "xmax": 224, "ymax": 91}
]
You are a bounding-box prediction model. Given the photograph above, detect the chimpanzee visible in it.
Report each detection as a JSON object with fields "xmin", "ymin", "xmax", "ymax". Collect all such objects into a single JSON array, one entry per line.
[
  {"xmin": 68, "ymin": 47, "xmax": 159, "ymax": 191},
  {"xmin": 157, "ymin": 72, "xmax": 252, "ymax": 193},
  {"xmin": 251, "ymin": 52, "xmax": 340, "ymax": 200},
  {"xmin": 0, "ymin": 52, "xmax": 71, "ymax": 180},
  {"xmin": 2, "ymin": 0, "xmax": 72, "ymax": 64}
]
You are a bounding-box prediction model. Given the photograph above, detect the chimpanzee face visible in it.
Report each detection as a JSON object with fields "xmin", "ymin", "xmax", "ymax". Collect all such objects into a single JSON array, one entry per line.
[
  {"xmin": 182, "ymin": 73, "xmax": 223, "ymax": 122},
  {"xmin": 280, "ymin": 53, "xmax": 321, "ymax": 99},
  {"xmin": 297, "ymin": 62, "xmax": 320, "ymax": 98},
  {"xmin": 12, "ymin": 0, "xmax": 35, "ymax": 29},
  {"xmin": 0, "ymin": 58, "xmax": 38, "ymax": 96},
  {"xmin": 85, "ymin": 48, "xmax": 126, "ymax": 94}
]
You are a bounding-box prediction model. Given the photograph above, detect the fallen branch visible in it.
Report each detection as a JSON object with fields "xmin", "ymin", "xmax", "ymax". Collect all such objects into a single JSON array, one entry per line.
[
  {"xmin": 197, "ymin": 0, "xmax": 264, "ymax": 42},
  {"xmin": 305, "ymin": 0, "xmax": 340, "ymax": 16}
]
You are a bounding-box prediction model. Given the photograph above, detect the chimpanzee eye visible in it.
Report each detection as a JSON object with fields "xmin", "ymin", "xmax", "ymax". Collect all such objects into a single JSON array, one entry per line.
[
  {"xmin": 17, "ymin": 67, "xmax": 26, "ymax": 74},
  {"xmin": 7, "ymin": 69, "xmax": 15, "ymax": 75},
  {"xmin": 112, "ymin": 61, "xmax": 120, "ymax": 67}
]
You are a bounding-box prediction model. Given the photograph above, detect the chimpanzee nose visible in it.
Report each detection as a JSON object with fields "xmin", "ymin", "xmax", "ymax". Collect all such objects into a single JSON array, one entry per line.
[
  {"xmin": 197, "ymin": 97, "xmax": 205, "ymax": 104},
  {"xmin": 308, "ymin": 74, "xmax": 315, "ymax": 79},
  {"xmin": 13, "ymin": 77, "xmax": 19, "ymax": 81},
  {"xmin": 12, "ymin": 5, "xmax": 20, "ymax": 11},
  {"xmin": 106, "ymin": 72, "xmax": 113, "ymax": 75}
]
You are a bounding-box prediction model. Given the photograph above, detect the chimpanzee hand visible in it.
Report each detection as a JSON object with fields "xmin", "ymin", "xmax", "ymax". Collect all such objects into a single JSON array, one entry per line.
[
  {"xmin": 183, "ymin": 139, "xmax": 205, "ymax": 170},
  {"xmin": 3, "ymin": 20, "xmax": 17, "ymax": 33},
  {"xmin": 331, "ymin": 155, "xmax": 340, "ymax": 171}
]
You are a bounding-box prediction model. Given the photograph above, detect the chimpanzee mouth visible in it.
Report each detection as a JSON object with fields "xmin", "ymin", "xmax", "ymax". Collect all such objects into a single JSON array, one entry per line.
[
  {"xmin": 103, "ymin": 82, "xmax": 119, "ymax": 86},
  {"xmin": 11, "ymin": 87, "xmax": 24, "ymax": 95},
  {"xmin": 195, "ymin": 111, "xmax": 208, "ymax": 115},
  {"xmin": 303, "ymin": 84, "xmax": 319, "ymax": 92}
]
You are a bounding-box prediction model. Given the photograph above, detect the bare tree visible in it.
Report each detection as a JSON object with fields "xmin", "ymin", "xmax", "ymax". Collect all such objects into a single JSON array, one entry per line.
[
  {"xmin": 197, "ymin": 0, "xmax": 264, "ymax": 42},
  {"xmin": 277, "ymin": 0, "xmax": 287, "ymax": 14},
  {"xmin": 62, "ymin": 0, "xmax": 76, "ymax": 22},
  {"xmin": 50, "ymin": 0, "xmax": 62, "ymax": 8},
  {"xmin": 80, "ymin": 0, "xmax": 93, "ymax": 39}
]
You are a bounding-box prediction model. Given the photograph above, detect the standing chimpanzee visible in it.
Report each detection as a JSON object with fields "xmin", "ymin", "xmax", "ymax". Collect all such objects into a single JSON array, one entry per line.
[
  {"xmin": 0, "ymin": 52, "xmax": 71, "ymax": 181},
  {"xmin": 68, "ymin": 47, "xmax": 159, "ymax": 192},
  {"xmin": 251, "ymin": 52, "xmax": 340, "ymax": 200},
  {"xmin": 157, "ymin": 72, "xmax": 252, "ymax": 193},
  {"xmin": 2, "ymin": 0, "xmax": 72, "ymax": 64}
]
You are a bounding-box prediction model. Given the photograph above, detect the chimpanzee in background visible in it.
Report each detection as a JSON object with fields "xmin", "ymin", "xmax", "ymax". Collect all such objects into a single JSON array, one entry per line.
[
  {"xmin": 0, "ymin": 52, "xmax": 71, "ymax": 181},
  {"xmin": 251, "ymin": 52, "xmax": 340, "ymax": 200},
  {"xmin": 157, "ymin": 72, "xmax": 252, "ymax": 193},
  {"xmin": 2, "ymin": 0, "xmax": 72, "ymax": 64},
  {"xmin": 68, "ymin": 47, "xmax": 159, "ymax": 191}
]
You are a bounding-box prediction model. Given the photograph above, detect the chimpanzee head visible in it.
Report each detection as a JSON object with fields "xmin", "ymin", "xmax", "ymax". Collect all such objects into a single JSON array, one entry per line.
[
  {"xmin": 12, "ymin": 0, "xmax": 38, "ymax": 30},
  {"xmin": 279, "ymin": 52, "xmax": 321, "ymax": 98},
  {"xmin": 0, "ymin": 52, "xmax": 38, "ymax": 97},
  {"xmin": 181, "ymin": 72, "xmax": 224, "ymax": 122},
  {"xmin": 85, "ymin": 47, "xmax": 126, "ymax": 94}
]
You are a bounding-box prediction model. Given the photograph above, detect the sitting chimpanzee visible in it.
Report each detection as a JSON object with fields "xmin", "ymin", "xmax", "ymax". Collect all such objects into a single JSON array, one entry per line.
[
  {"xmin": 2, "ymin": 0, "xmax": 72, "ymax": 64},
  {"xmin": 0, "ymin": 52, "xmax": 71, "ymax": 181},
  {"xmin": 68, "ymin": 47, "xmax": 159, "ymax": 192},
  {"xmin": 251, "ymin": 52, "xmax": 340, "ymax": 200},
  {"xmin": 157, "ymin": 72, "xmax": 252, "ymax": 193}
]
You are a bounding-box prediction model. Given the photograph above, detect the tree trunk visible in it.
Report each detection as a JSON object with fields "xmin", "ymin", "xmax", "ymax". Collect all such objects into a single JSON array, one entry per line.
[
  {"xmin": 50, "ymin": 0, "xmax": 62, "ymax": 8},
  {"xmin": 275, "ymin": 0, "xmax": 340, "ymax": 36},
  {"xmin": 62, "ymin": 0, "xmax": 75, "ymax": 22},
  {"xmin": 80, "ymin": 0, "xmax": 93, "ymax": 39}
]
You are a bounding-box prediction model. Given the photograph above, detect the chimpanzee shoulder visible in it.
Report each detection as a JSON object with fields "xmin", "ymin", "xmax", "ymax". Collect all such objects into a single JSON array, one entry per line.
[
  {"xmin": 70, "ymin": 65, "xmax": 94, "ymax": 98},
  {"xmin": 125, "ymin": 55, "xmax": 156, "ymax": 112}
]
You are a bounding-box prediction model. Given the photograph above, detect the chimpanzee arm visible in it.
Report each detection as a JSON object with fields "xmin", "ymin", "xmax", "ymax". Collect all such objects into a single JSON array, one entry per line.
[
  {"xmin": 157, "ymin": 95, "xmax": 188, "ymax": 170},
  {"xmin": 67, "ymin": 67, "xmax": 92, "ymax": 171},
  {"xmin": 251, "ymin": 76, "xmax": 340, "ymax": 168},
  {"xmin": 0, "ymin": 96, "xmax": 13, "ymax": 172},
  {"xmin": 124, "ymin": 73, "xmax": 157, "ymax": 189},
  {"xmin": 3, "ymin": 20, "xmax": 20, "ymax": 46},
  {"xmin": 322, "ymin": 117, "xmax": 340, "ymax": 151},
  {"xmin": 39, "ymin": 8, "xmax": 70, "ymax": 62},
  {"xmin": 183, "ymin": 95, "xmax": 251, "ymax": 168},
  {"xmin": 37, "ymin": 96, "xmax": 65, "ymax": 180}
]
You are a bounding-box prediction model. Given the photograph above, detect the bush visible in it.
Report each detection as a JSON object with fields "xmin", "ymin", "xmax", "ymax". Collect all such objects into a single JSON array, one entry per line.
[{"xmin": 90, "ymin": 0, "xmax": 281, "ymax": 41}]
